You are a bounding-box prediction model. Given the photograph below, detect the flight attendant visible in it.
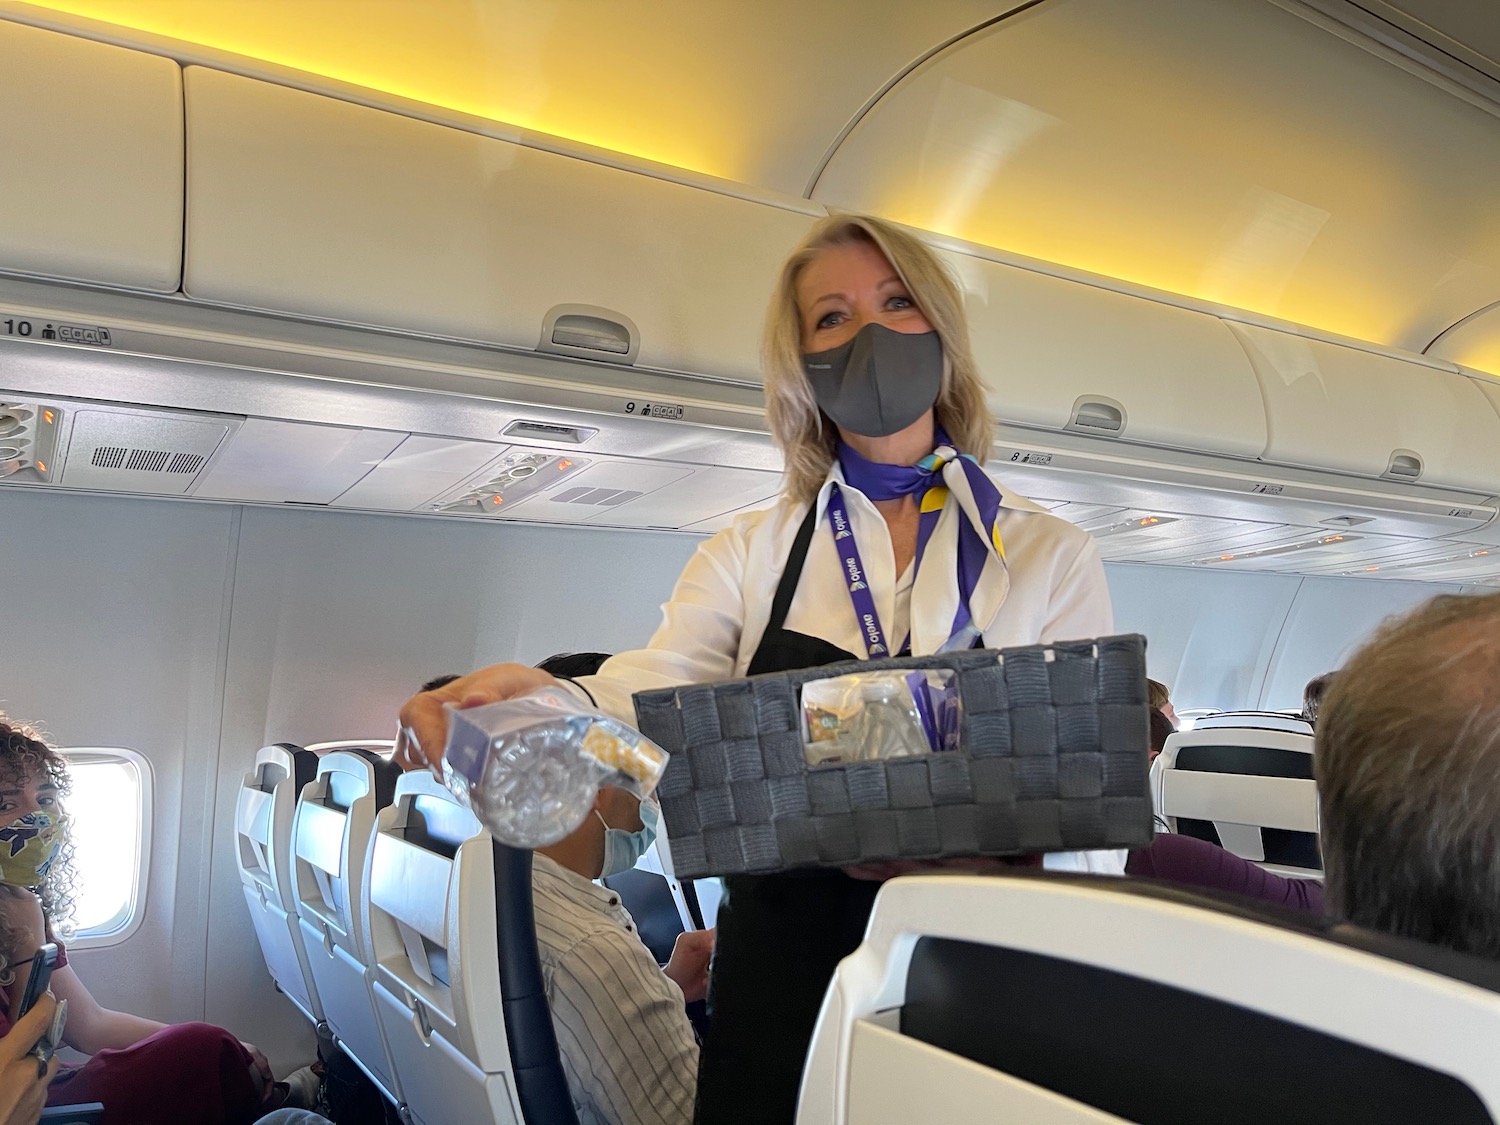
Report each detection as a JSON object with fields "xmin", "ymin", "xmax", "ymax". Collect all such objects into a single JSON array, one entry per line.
[{"xmin": 398, "ymin": 213, "xmax": 1115, "ymax": 1123}]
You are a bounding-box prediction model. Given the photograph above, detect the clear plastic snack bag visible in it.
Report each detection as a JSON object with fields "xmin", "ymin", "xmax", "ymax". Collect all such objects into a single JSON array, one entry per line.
[
  {"xmin": 442, "ymin": 685, "xmax": 667, "ymax": 848},
  {"xmin": 802, "ymin": 669, "xmax": 963, "ymax": 767}
]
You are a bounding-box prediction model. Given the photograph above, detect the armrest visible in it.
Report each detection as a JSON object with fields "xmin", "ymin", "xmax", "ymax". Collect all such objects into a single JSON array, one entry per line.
[{"xmin": 40, "ymin": 1104, "xmax": 105, "ymax": 1124}]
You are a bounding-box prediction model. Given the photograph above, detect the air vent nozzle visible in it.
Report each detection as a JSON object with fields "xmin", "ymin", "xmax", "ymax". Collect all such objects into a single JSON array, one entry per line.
[
  {"xmin": 0, "ymin": 402, "xmax": 61, "ymax": 483},
  {"xmin": 538, "ymin": 304, "xmax": 640, "ymax": 364},
  {"xmin": 1067, "ymin": 396, "xmax": 1126, "ymax": 436}
]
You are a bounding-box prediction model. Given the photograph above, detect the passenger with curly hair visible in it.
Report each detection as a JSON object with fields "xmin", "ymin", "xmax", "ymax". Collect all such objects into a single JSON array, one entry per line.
[{"xmin": 0, "ymin": 714, "xmax": 305, "ymax": 1125}]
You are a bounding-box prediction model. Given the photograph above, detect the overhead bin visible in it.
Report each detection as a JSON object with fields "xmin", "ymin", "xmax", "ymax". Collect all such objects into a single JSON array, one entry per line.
[
  {"xmin": 943, "ymin": 249, "xmax": 1268, "ymax": 459},
  {"xmin": 182, "ymin": 67, "xmax": 817, "ymax": 384},
  {"xmin": 1227, "ymin": 323, "xmax": 1500, "ymax": 493},
  {"xmin": 1472, "ymin": 373, "xmax": 1500, "ymax": 430},
  {"xmin": 0, "ymin": 21, "xmax": 183, "ymax": 293}
]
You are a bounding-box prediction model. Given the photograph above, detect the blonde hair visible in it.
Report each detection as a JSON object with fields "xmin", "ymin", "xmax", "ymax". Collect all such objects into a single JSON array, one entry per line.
[{"xmin": 764, "ymin": 213, "xmax": 994, "ymax": 504}]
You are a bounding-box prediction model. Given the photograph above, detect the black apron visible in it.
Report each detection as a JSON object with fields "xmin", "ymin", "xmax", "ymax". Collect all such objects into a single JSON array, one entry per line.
[{"xmin": 692, "ymin": 504, "xmax": 883, "ymax": 1125}]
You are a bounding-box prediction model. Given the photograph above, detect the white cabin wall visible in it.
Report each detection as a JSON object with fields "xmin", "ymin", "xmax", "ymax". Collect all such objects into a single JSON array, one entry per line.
[
  {"xmin": 0, "ymin": 488, "xmax": 236, "ymax": 1028},
  {"xmin": 0, "ymin": 483, "xmax": 1481, "ymax": 1075},
  {"xmin": 1256, "ymin": 576, "xmax": 1466, "ymax": 711},
  {"xmin": 0, "ymin": 485, "xmax": 699, "ymax": 1075},
  {"xmin": 1104, "ymin": 563, "xmax": 1468, "ymax": 712},
  {"xmin": 203, "ymin": 505, "xmax": 699, "ymax": 1071}
]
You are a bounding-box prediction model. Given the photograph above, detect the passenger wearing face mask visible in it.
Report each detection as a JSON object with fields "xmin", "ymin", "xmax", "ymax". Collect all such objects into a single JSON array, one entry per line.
[
  {"xmin": 0, "ymin": 715, "xmax": 315, "ymax": 1125},
  {"xmin": 526, "ymin": 653, "xmax": 710, "ymax": 1125},
  {"xmin": 398, "ymin": 215, "xmax": 1113, "ymax": 1124}
]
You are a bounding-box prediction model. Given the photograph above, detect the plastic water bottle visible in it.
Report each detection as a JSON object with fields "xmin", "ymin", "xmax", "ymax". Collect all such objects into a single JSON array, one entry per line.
[{"xmin": 441, "ymin": 685, "xmax": 666, "ymax": 848}]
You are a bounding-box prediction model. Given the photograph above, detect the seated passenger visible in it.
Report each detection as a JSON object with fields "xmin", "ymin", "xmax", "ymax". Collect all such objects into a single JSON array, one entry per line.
[
  {"xmin": 0, "ymin": 992, "xmax": 60, "ymax": 1125},
  {"xmin": 1302, "ymin": 672, "xmax": 1335, "ymax": 725},
  {"xmin": 0, "ymin": 715, "xmax": 312, "ymax": 1125},
  {"xmin": 1128, "ymin": 833, "xmax": 1324, "ymax": 913},
  {"xmin": 1147, "ymin": 706, "xmax": 1175, "ymax": 765},
  {"xmin": 1133, "ymin": 707, "xmax": 1323, "ymax": 912},
  {"xmin": 419, "ymin": 656, "xmax": 707, "ymax": 1125},
  {"xmin": 1147, "ymin": 679, "xmax": 1178, "ymax": 729},
  {"xmin": 531, "ymin": 778, "xmax": 707, "ymax": 1125},
  {"xmin": 1317, "ymin": 591, "xmax": 1500, "ymax": 956}
]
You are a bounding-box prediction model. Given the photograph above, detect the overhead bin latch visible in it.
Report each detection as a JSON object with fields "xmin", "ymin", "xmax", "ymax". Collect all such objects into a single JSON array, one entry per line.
[
  {"xmin": 1066, "ymin": 396, "xmax": 1127, "ymax": 437},
  {"xmin": 1383, "ymin": 449, "xmax": 1424, "ymax": 483},
  {"xmin": 539, "ymin": 304, "xmax": 640, "ymax": 365}
]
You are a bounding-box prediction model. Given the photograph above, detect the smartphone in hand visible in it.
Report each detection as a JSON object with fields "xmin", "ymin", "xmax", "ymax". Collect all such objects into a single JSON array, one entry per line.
[
  {"xmin": 31, "ymin": 997, "xmax": 67, "ymax": 1068},
  {"xmin": 18, "ymin": 943, "xmax": 58, "ymax": 1019}
]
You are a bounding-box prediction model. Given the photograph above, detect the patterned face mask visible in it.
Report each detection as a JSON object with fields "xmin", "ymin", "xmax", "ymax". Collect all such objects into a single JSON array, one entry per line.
[{"xmin": 0, "ymin": 811, "xmax": 68, "ymax": 889}]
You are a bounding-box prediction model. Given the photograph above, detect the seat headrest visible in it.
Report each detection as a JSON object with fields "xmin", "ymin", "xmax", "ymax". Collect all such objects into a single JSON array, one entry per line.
[
  {"xmin": 1038, "ymin": 872, "xmax": 1500, "ymax": 996},
  {"xmin": 332, "ymin": 746, "xmax": 401, "ymax": 810},
  {"xmin": 1192, "ymin": 711, "xmax": 1313, "ymax": 734},
  {"xmin": 254, "ymin": 743, "xmax": 305, "ymax": 791}
]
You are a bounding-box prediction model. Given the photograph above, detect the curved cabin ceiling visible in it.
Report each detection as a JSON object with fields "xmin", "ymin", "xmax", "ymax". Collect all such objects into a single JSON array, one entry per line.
[
  {"xmin": 815, "ymin": 0, "xmax": 1500, "ymax": 359},
  {"xmin": 1428, "ymin": 302, "xmax": 1500, "ymax": 375},
  {"xmin": 15, "ymin": 0, "xmax": 1500, "ymax": 377}
]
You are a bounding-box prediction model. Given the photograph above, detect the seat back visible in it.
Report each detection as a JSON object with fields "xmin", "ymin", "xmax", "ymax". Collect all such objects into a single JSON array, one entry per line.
[
  {"xmin": 364, "ymin": 771, "xmax": 524, "ymax": 1125},
  {"xmin": 600, "ymin": 868, "xmax": 686, "ymax": 963},
  {"xmin": 798, "ymin": 873, "xmax": 1500, "ymax": 1125},
  {"xmin": 601, "ymin": 835, "xmax": 713, "ymax": 961},
  {"xmin": 1155, "ymin": 726, "xmax": 1321, "ymax": 875},
  {"xmin": 1191, "ymin": 711, "xmax": 1315, "ymax": 734},
  {"xmin": 235, "ymin": 743, "xmax": 321, "ymax": 1022},
  {"xmin": 645, "ymin": 834, "xmax": 718, "ymax": 930},
  {"xmin": 292, "ymin": 748, "xmax": 402, "ymax": 1103},
  {"xmin": 491, "ymin": 844, "xmax": 580, "ymax": 1125}
]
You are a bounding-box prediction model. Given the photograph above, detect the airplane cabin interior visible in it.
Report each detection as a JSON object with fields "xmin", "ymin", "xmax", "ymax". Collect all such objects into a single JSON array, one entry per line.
[{"xmin": 1, "ymin": 1, "xmax": 1499, "ymax": 1123}]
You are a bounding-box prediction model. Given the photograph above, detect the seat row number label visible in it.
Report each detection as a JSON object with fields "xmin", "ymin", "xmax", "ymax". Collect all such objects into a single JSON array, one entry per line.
[{"xmin": 2, "ymin": 316, "xmax": 113, "ymax": 346}]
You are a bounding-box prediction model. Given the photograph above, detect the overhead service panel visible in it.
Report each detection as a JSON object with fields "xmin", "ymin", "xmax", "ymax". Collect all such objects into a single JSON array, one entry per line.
[{"xmin": 61, "ymin": 404, "xmax": 238, "ymax": 496}]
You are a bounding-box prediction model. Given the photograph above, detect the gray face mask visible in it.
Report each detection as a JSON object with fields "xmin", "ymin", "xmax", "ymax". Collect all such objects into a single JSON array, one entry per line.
[{"xmin": 802, "ymin": 323, "xmax": 944, "ymax": 438}]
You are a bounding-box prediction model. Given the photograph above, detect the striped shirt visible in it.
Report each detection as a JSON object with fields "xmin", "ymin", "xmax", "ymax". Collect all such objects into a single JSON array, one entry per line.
[{"xmin": 532, "ymin": 853, "xmax": 698, "ymax": 1125}]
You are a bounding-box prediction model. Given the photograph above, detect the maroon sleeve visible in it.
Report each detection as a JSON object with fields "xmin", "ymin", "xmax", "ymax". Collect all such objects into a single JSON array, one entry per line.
[{"xmin": 1127, "ymin": 833, "xmax": 1325, "ymax": 913}]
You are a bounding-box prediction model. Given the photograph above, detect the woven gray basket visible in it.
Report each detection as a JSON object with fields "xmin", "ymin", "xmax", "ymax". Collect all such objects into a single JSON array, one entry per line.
[{"xmin": 632, "ymin": 633, "xmax": 1153, "ymax": 879}]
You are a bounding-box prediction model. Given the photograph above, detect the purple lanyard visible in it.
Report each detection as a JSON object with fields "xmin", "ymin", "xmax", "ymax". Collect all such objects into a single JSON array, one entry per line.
[
  {"xmin": 825, "ymin": 484, "xmax": 945, "ymax": 658},
  {"xmin": 826, "ymin": 482, "xmax": 974, "ymax": 659},
  {"xmin": 826, "ymin": 484, "xmax": 890, "ymax": 657}
]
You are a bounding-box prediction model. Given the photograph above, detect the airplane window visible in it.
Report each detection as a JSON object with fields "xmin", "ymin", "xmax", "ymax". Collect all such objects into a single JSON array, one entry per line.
[
  {"xmin": 1174, "ymin": 708, "xmax": 1223, "ymax": 732},
  {"xmin": 59, "ymin": 750, "xmax": 150, "ymax": 943}
]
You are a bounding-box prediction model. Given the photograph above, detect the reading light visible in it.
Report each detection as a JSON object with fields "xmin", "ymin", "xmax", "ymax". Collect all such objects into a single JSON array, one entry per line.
[
  {"xmin": 1347, "ymin": 547, "xmax": 1492, "ymax": 576},
  {"xmin": 1194, "ymin": 534, "xmax": 1360, "ymax": 565},
  {"xmin": 1089, "ymin": 514, "xmax": 1179, "ymax": 538}
]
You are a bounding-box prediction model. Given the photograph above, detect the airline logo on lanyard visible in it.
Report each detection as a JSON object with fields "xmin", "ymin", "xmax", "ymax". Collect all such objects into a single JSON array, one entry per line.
[
  {"xmin": 827, "ymin": 485, "xmax": 889, "ymax": 657},
  {"xmin": 827, "ymin": 439, "xmax": 1011, "ymax": 659}
]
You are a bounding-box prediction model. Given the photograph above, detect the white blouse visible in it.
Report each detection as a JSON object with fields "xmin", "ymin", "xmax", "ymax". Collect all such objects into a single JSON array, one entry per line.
[{"xmin": 573, "ymin": 463, "xmax": 1122, "ymax": 873}]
